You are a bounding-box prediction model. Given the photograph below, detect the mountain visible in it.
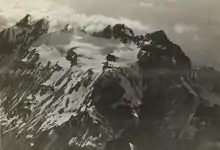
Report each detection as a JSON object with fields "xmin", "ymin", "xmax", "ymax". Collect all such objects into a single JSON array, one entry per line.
[{"xmin": 1, "ymin": 15, "xmax": 220, "ymax": 150}]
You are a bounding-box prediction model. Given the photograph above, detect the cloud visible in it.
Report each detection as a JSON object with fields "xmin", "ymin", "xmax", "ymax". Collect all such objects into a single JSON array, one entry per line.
[
  {"xmin": 0, "ymin": 0, "xmax": 53, "ymax": 20},
  {"xmin": 0, "ymin": 0, "xmax": 150, "ymax": 37},
  {"xmin": 174, "ymin": 23, "xmax": 198, "ymax": 34},
  {"xmin": 164, "ymin": 0, "xmax": 178, "ymax": 3},
  {"xmin": 193, "ymin": 35, "xmax": 201, "ymax": 42},
  {"xmin": 140, "ymin": 0, "xmax": 155, "ymax": 8},
  {"xmin": 42, "ymin": 7, "xmax": 150, "ymax": 34},
  {"xmin": 72, "ymin": 14, "xmax": 149, "ymax": 34}
]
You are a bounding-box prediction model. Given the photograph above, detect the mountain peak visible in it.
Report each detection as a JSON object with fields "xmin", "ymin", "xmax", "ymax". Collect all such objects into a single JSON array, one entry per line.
[{"xmin": 1, "ymin": 15, "xmax": 220, "ymax": 150}]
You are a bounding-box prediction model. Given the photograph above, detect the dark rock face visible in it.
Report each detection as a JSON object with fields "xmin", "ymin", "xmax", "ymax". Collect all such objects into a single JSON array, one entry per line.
[
  {"xmin": 101, "ymin": 25, "xmax": 113, "ymax": 39},
  {"xmin": 91, "ymin": 24, "xmax": 134, "ymax": 43},
  {"xmin": 112, "ymin": 24, "xmax": 134, "ymax": 39},
  {"xmin": 0, "ymin": 15, "xmax": 49, "ymax": 56},
  {"xmin": 16, "ymin": 14, "xmax": 31, "ymax": 28},
  {"xmin": 106, "ymin": 54, "xmax": 117, "ymax": 62},
  {"xmin": 1, "ymin": 15, "xmax": 220, "ymax": 150},
  {"xmin": 149, "ymin": 30, "xmax": 170, "ymax": 45},
  {"xmin": 66, "ymin": 47, "xmax": 78, "ymax": 66},
  {"xmin": 137, "ymin": 31, "xmax": 191, "ymax": 70}
]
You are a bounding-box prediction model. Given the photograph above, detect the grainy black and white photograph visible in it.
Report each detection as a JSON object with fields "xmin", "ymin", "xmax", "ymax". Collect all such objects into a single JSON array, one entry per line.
[{"xmin": 0, "ymin": 0, "xmax": 220, "ymax": 150}]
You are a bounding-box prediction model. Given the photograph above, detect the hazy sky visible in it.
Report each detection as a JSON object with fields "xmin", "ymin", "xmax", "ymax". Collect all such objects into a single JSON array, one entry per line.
[{"xmin": 0, "ymin": 0, "xmax": 220, "ymax": 69}]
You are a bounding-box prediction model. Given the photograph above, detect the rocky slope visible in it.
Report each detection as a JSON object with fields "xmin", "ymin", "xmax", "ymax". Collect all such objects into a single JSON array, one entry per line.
[{"xmin": 0, "ymin": 15, "xmax": 220, "ymax": 150}]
